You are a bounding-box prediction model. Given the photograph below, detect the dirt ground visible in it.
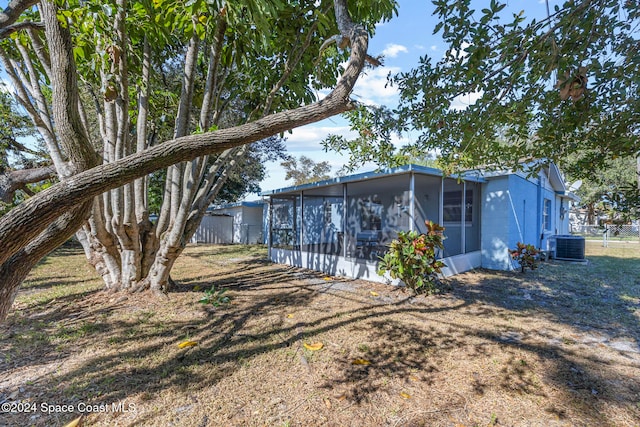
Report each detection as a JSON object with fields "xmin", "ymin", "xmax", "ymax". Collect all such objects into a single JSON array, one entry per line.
[{"xmin": 1, "ymin": 242, "xmax": 639, "ymax": 426}]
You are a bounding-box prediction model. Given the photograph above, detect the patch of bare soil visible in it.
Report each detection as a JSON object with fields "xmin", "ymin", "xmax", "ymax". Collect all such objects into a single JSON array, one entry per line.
[{"xmin": 1, "ymin": 244, "xmax": 639, "ymax": 426}]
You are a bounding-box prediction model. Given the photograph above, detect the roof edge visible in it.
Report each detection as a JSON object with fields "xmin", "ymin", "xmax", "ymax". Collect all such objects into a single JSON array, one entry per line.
[{"xmin": 260, "ymin": 164, "xmax": 486, "ymax": 196}]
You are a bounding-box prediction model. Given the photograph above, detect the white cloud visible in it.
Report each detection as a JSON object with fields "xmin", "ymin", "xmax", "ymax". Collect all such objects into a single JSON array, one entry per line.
[
  {"xmin": 430, "ymin": 45, "xmax": 438, "ymax": 51},
  {"xmin": 351, "ymin": 66, "xmax": 400, "ymax": 106},
  {"xmin": 455, "ymin": 42, "xmax": 471, "ymax": 59},
  {"xmin": 390, "ymin": 132, "xmax": 412, "ymax": 148},
  {"xmin": 281, "ymin": 123, "xmax": 357, "ymax": 151},
  {"xmin": 450, "ymin": 91, "xmax": 483, "ymax": 111},
  {"xmin": 381, "ymin": 43, "xmax": 408, "ymax": 58}
]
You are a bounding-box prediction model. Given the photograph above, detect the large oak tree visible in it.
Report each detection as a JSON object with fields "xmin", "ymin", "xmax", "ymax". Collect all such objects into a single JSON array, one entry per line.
[{"xmin": 0, "ymin": 0, "xmax": 397, "ymax": 321}]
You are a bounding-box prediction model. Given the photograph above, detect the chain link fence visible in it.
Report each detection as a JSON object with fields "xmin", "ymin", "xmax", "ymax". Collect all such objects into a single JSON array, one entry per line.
[{"xmin": 571, "ymin": 224, "xmax": 640, "ymax": 245}]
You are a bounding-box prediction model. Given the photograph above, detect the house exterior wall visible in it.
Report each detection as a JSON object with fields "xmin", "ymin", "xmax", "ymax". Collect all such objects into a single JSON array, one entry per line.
[
  {"xmin": 214, "ymin": 206, "xmax": 243, "ymax": 242},
  {"xmin": 239, "ymin": 206, "xmax": 264, "ymax": 244},
  {"xmin": 540, "ymin": 189, "xmax": 557, "ymax": 250},
  {"xmin": 214, "ymin": 205, "xmax": 264, "ymax": 244},
  {"xmin": 264, "ymin": 163, "xmax": 573, "ymax": 279},
  {"xmin": 269, "ymin": 247, "xmax": 482, "ymax": 282},
  {"xmin": 480, "ymin": 176, "xmax": 514, "ymax": 270},
  {"xmin": 192, "ymin": 203, "xmax": 265, "ymax": 244},
  {"xmin": 191, "ymin": 215, "xmax": 233, "ymax": 244},
  {"xmin": 481, "ymin": 174, "xmax": 541, "ymax": 270},
  {"xmin": 480, "ymin": 169, "xmax": 569, "ymax": 270},
  {"xmin": 556, "ymin": 197, "xmax": 572, "ymax": 235}
]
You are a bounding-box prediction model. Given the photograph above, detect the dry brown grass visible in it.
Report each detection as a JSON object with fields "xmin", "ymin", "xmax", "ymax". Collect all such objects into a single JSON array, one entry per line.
[{"xmin": 1, "ymin": 241, "xmax": 639, "ymax": 427}]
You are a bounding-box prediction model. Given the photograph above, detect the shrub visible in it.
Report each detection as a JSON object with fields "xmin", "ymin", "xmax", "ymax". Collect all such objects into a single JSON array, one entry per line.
[
  {"xmin": 377, "ymin": 221, "xmax": 446, "ymax": 294},
  {"xmin": 509, "ymin": 242, "xmax": 540, "ymax": 272},
  {"xmin": 199, "ymin": 285, "xmax": 231, "ymax": 306}
]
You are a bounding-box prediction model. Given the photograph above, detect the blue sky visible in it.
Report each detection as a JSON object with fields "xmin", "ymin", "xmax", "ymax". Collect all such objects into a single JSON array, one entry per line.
[
  {"xmin": 0, "ymin": 0, "xmax": 557, "ymax": 198},
  {"xmin": 256, "ymin": 2, "xmax": 443, "ymax": 197},
  {"xmin": 254, "ymin": 1, "xmax": 557, "ymax": 198}
]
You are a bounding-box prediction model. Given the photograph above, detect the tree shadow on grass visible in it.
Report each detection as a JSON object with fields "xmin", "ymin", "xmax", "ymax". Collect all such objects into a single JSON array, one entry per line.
[
  {"xmin": 318, "ymin": 314, "xmax": 640, "ymax": 426},
  {"xmin": 448, "ymin": 254, "xmax": 640, "ymax": 346},
  {"xmin": 18, "ymin": 277, "xmax": 97, "ymax": 292},
  {"xmin": 2, "ymin": 249, "xmax": 639, "ymax": 426}
]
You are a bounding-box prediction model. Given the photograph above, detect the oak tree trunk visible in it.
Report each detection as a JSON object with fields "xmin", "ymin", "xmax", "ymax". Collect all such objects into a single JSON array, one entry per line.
[{"xmin": 0, "ymin": 0, "xmax": 369, "ymax": 320}]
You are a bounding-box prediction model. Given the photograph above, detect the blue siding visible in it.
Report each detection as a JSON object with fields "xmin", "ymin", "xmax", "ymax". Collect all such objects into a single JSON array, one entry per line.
[
  {"xmin": 265, "ymin": 163, "xmax": 574, "ymax": 274},
  {"xmin": 481, "ymin": 176, "xmax": 512, "ymax": 270},
  {"xmin": 481, "ymin": 174, "xmax": 542, "ymax": 270},
  {"xmin": 514, "ymin": 174, "xmax": 541, "ymax": 248},
  {"xmin": 539, "ymin": 172, "xmax": 562, "ymax": 250}
]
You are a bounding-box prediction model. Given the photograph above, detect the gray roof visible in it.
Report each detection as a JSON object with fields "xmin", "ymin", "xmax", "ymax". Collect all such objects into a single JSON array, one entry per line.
[{"xmin": 260, "ymin": 164, "xmax": 486, "ymax": 196}]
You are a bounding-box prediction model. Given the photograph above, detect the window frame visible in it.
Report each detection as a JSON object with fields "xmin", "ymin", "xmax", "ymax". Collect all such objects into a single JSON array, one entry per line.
[
  {"xmin": 542, "ymin": 198, "xmax": 552, "ymax": 231},
  {"xmin": 443, "ymin": 189, "xmax": 474, "ymax": 224}
]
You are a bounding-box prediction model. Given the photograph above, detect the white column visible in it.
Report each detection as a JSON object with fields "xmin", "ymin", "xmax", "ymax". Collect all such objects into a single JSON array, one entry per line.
[{"xmin": 409, "ymin": 172, "xmax": 415, "ymax": 232}]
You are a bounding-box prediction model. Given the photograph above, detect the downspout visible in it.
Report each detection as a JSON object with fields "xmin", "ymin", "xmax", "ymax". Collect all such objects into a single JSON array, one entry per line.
[{"xmin": 559, "ymin": 197, "xmax": 565, "ymax": 234}]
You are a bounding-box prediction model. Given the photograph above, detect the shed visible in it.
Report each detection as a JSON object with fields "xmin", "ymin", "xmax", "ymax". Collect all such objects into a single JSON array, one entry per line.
[{"xmin": 191, "ymin": 200, "xmax": 265, "ymax": 244}]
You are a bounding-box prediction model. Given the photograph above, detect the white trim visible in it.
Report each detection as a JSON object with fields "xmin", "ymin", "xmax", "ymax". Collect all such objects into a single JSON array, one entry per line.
[{"xmin": 269, "ymin": 249, "xmax": 482, "ymax": 282}]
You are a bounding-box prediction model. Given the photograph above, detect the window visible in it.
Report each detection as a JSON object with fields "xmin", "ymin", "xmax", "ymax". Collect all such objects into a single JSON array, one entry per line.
[
  {"xmin": 543, "ymin": 198, "xmax": 551, "ymax": 231},
  {"xmin": 443, "ymin": 190, "xmax": 473, "ymax": 223},
  {"xmin": 271, "ymin": 197, "xmax": 298, "ymax": 249},
  {"xmin": 359, "ymin": 197, "xmax": 382, "ymax": 231}
]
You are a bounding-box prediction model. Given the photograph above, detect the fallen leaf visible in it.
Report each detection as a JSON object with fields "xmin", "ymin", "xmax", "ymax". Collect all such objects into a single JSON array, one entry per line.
[
  {"xmin": 399, "ymin": 392, "xmax": 411, "ymax": 399},
  {"xmin": 63, "ymin": 416, "xmax": 83, "ymax": 427},
  {"xmin": 193, "ymin": 285, "xmax": 201, "ymax": 291},
  {"xmin": 324, "ymin": 398, "xmax": 332, "ymax": 409},
  {"xmin": 303, "ymin": 342, "xmax": 324, "ymax": 351},
  {"xmin": 351, "ymin": 358, "xmax": 372, "ymax": 365},
  {"xmin": 370, "ymin": 291, "xmax": 379, "ymax": 297},
  {"xmin": 323, "ymin": 276, "xmax": 332, "ymax": 281},
  {"xmin": 409, "ymin": 375, "xmax": 419, "ymax": 382},
  {"xmin": 286, "ymin": 313, "xmax": 294, "ymax": 318},
  {"xmin": 178, "ymin": 340, "xmax": 198, "ymax": 349},
  {"xmin": 335, "ymin": 393, "xmax": 347, "ymax": 401}
]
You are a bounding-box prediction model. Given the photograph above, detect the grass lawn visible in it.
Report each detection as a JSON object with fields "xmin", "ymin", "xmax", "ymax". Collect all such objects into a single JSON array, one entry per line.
[{"xmin": 1, "ymin": 241, "xmax": 639, "ymax": 426}]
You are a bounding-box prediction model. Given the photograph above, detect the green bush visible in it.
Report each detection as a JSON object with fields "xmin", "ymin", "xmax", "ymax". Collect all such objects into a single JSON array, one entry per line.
[
  {"xmin": 509, "ymin": 242, "xmax": 540, "ymax": 272},
  {"xmin": 377, "ymin": 221, "xmax": 446, "ymax": 294},
  {"xmin": 199, "ymin": 285, "xmax": 231, "ymax": 306}
]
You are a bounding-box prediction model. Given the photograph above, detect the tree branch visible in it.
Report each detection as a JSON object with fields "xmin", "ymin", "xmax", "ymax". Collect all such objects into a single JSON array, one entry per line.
[
  {"xmin": 0, "ymin": 20, "xmax": 43, "ymax": 38},
  {"xmin": 0, "ymin": 0, "xmax": 39, "ymax": 34},
  {"xmin": 0, "ymin": 0, "xmax": 368, "ymax": 292},
  {"xmin": 0, "ymin": 165, "xmax": 56, "ymax": 203}
]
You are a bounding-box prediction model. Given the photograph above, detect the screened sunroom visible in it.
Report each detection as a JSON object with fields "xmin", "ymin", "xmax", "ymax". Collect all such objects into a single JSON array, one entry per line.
[{"xmin": 263, "ymin": 165, "xmax": 484, "ymax": 282}]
